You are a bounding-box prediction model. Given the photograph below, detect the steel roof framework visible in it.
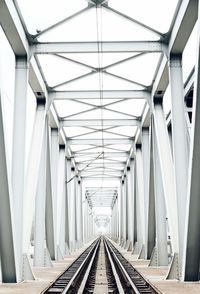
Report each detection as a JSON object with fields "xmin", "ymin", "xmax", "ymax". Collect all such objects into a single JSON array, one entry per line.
[
  {"xmin": 12, "ymin": 0, "xmax": 193, "ymax": 254},
  {"xmin": 0, "ymin": 0, "xmax": 199, "ymax": 283}
]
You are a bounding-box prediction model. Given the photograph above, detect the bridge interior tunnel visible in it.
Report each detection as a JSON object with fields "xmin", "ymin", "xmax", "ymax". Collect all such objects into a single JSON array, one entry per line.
[{"xmin": 0, "ymin": 0, "xmax": 200, "ymax": 286}]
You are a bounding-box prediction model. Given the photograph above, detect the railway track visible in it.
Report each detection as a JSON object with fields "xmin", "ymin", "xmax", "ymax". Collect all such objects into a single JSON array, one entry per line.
[{"xmin": 42, "ymin": 237, "xmax": 160, "ymax": 294}]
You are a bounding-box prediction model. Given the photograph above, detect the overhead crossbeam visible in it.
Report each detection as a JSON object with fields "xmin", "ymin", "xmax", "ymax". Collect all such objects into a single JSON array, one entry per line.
[
  {"xmin": 87, "ymin": 194, "xmax": 117, "ymax": 197},
  {"xmin": 32, "ymin": 41, "xmax": 166, "ymax": 54},
  {"xmin": 86, "ymin": 187, "xmax": 117, "ymax": 191},
  {"xmin": 61, "ymin": 119, "xmax": 140, "ymax": 127},
  {"xmin": 73, "ymin": 152, "xmax": 129, "ymax": 158},
  {"xmin": 90, "ymin": 196, "xmax": 115, "ymax": 199},
  {"xmin": 78, "ymin": 162, "xmax": 125, "ymax": 167},
  {"xmin": 50, "ymin": 90, "xmax": 150, "ymax": 100},
  {"xmin": 87, "ymin": 192, "xmax": 117, "ymax": 195},
  {"xmin": 82, "ymin": 174, "xmax": 121, "ymax": 178}
]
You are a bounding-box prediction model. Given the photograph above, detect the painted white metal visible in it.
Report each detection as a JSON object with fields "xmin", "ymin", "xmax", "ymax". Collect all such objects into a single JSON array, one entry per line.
[
  {"xmin": 152, "ymin": 123, "xmax": 168, "ymax": 265},
  {"xmin": 45, "ymin": 125, "xmax": 56, "ymax": 260},
  {"xmin": 152, "ymin": 0, "xmax": 198, "ymax": 99},
  {"xmin": 34, "ymin": 6, "xmax": 92, "ymax": 39},
  {"xmin": 65, "ymin": 159, "xmax": 70, "ymax": 253},
  {"xmin": 84, "ymin": 200, "xmax": 88, "ymax": 243},
  {"xmin": 130, "ymin": 159, "xmax": 136, "ymax": 246},
  {"xmin": 33, "ymin": 41, "xmax": 165, "ymax": 54},
  {"xmin": 141, "ymin": 128, "xmax": 150, "ymax": 257},
  {"xmin": 76, "ymin": 181, "xmax": 83, "ymax": 246},
  {"xmin": 80, "ymin": 182, "xmax": 84, "ymax": 244},
  {"xmin": 169, "ymin": 55, "xmax": 189, "ymax": 266},
  {"xmin": 50, "ymin": 90, "xmax": 150, "ymax": 100},
  {"xmin": 60, "ymin": 119, "xmax": 140, "ymax": 127},
  {"xmin": 104, "ymin": 4, "xmax": 162, "ymax": 37},
  {"xmin": 168, "ymin": 0, "xmax": 197, "ymax": 54},
  {"xmin": 23, "ymin": 103, "xmax": 46, "ymax": 255},
  {"xmin": 0, "ymin": 78, "xmax": 17, "ymax": 282},
  {"xmin": 0, "ymin": 0, "xmax": 199, "ymax": 283},
  {"xmin": 135, "ymin": 146, "xmax": 146, "ymax": 249},
  {"xmin": 126, "ymin": 168, "xmax": 133, "ymax": 248},
  {"xmin": 68, "ymin": 138, "xmax": 134, "ymax": 145},
  {"xmin": 0, "ymin": 0, "xmax": 29, "ymax": 55},
  {"xmin": 74, "ymin": 176, "xmax": 78, "ymax": 246},
  {"xmin": 29, "ymin": 56, "xmax": 48, "ymax": 101},
  {"xmin": 122, "ymin": 178, "xmax": 127, "ymax": 245},
  {"xmin": 57, "ymin": 146, "xmax": 66, "ymax": 257},
  {"xmin": 74, "ymin": 152, "xmax": 128, "ymax": 158},
  {"xmin": 34, "ymin": 122, "xmax": 47, "ymax": 266},
  {"xmin": 71, "ymin": 174, "xmax": 76, "ymax": 249},
  {"xmin": 12, "ymin": 57, "xmax": 28, "ymax": 279},
  {"xmin": 146, "ymin": 126, "xmax": 156, "ymax": 260},
  {"xmin": 153, "ymin": 103, "xmax": 179, "ymax": 254},
  {"xmin": 182, "ymin": 4, "xmax": 200, "ymax": 280},
  {"xmin": 119, "ymin": 184, "xmax": 123, "ymax": 244},
  {"xmin": 50, "ymin": 128, "xmax": 59, "ymax": 258},
  {"xmin": 66, "ymin": 160, "xmax": 74, "ymax": 252}
]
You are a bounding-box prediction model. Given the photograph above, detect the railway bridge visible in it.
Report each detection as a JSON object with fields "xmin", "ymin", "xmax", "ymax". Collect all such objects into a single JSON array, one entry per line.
[{"xmin": 0, "ymin": 0, "xmax": 200, "ymax": 293}]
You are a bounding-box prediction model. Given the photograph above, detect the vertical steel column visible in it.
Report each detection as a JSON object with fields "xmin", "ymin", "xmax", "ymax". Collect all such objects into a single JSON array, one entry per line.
[
  {"xmin": 142, "ymin": 128, "xmax": 150, "ymax": 257},
  {"xmin": 66, "ymin": 159, "xmax": 73, "ymax": 252},
  {"xmin": 85, "ymin": 200, "xmax": 89, "ymax": 242},
  {"xmin": 83, "ymin": 198, "xmax": 87, "ymax": 243},
  {"xmin": 135, "ymin": 145, "xmax": 146, "ymax": 250},
  {"xmin": 115, "ymin": 202, "xmax": 117, "ymax": 239},
  {"xmin": 34, "ymin": 122, "xmax": 47, "ymax": 266},
  {"xmin": 57, "ymin": 145, "xmax": 66, "ymax": 257},
  {"xmin": 182, "ymin": 9, "xmax": 200, "ymax": 280},
  {"xmin": 130, "ymin": 158, "xmax": 137, "ymax": 247},
  {"xmin": 65, "ymin": 159, "xmax": 70, "ymax": 253},
  {"xmin": 146, "ymin": 126, "xmax": 156, "ymax": 260},
  {"xmin": 113, "ymin": 208, "xmax": 115, "ymax": 239},
  {"xmin": 90, "ymin": 208, "xmax": 93, "ymax": 239},
  {"xmin": 88, "ymin": 203, "xmax": 90, "ymax": 241},
  {"xmin": 113, "ymin": 204, "xmax": 115, "ymax": 239},
  {"xmin": 116, "ymin": 195, "xmax": 119, "ymax": 241},
  {"xmin": 23, "ymin": 101, "xmax": 46, "ymax": 259},
  {"xmin": 112, "ymin": 204, "xmax": 116, "ymax": 240},
  {"xmin": 12, "ymin": 57, "xmax": 28, "ymax": 279},
  {"xmin": 51, "ymin": 128, "xmax": 59, "ymax": 256},
  {"xmin": 119, "ymin": 182, "xmax": 123, "ymax": 244},
  {"xmin": 122, "ymin": 178, "xmax": 127, "ymax": 246},
  {"xmin": 169, "ymin": 55, "xmax": 189, "ymax": 264},
  {"xmin": 126, "ymin": 166, "xmax": 133, "ymax": 250},
  {"xmin": 73, "ymin": 174, "xmax": 78, "ymax": 248},
  {"xmin": 153, "ymin": 102, "xmax": 179, "ymax": 255},
  {"xmin": 0, "ymin": 79, "xmax": 16, "ymax": 282},
  {"xmin": 90, "ymin": 208, "xmax": 92, "ymax": 239},
  {"xmin": 130, "ymin": 159, "xmax": 136, "ymax": 247},
  {"xmin": 153, "ymin": 124, "xmax": 168, "ymax": 265},
  {"xmin": 79, "ymin": 181, "xmax": 83, "ymax": 245},
  {"xmin": 125, "ymin": 176, "xmax": 129, "ymax": 245},
  {"xmin": 76, "ymin": 180, "xmax": 82, "ymax": 248},
  {"xmin": 45, "ymin": 125, "xmax": 56, "ymax": 260}
]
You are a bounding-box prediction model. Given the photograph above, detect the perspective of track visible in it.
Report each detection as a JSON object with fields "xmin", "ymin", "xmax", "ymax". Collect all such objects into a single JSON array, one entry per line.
[{"xmin": 42, "ymin": 238, "xmax": 160, "ymax": 294}]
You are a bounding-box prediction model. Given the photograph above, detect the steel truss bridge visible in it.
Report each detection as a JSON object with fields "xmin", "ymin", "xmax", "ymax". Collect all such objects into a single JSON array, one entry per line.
[{"xmin": 0, "ymin": 0, "xmax": 199, "ymax": 285}]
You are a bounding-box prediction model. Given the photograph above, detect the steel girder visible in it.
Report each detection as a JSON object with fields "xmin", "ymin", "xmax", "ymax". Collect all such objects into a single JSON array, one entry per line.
[{"xmin": 32, "ymin": 41, "xmax": 166, "ymax": 54}]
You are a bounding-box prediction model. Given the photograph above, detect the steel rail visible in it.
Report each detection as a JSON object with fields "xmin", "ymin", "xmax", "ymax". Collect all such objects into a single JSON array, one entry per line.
[
  {"xmin": 77, "ymin": 240, "xmax": 100, "ymax": 293},
  {"xmin": 42, "ymin": 237, "xmax": 160, "ymax": 293},
  {"xmin": 105, "ymin": 238, "xmax": 160, "ymax": 294},
  {"xmin": 104, "ymin": 239, "xmax": 124, "ymax": 293},
  {"xmin": 42, "ymin": 238, "xmax": 100, "ymax": 293}
]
